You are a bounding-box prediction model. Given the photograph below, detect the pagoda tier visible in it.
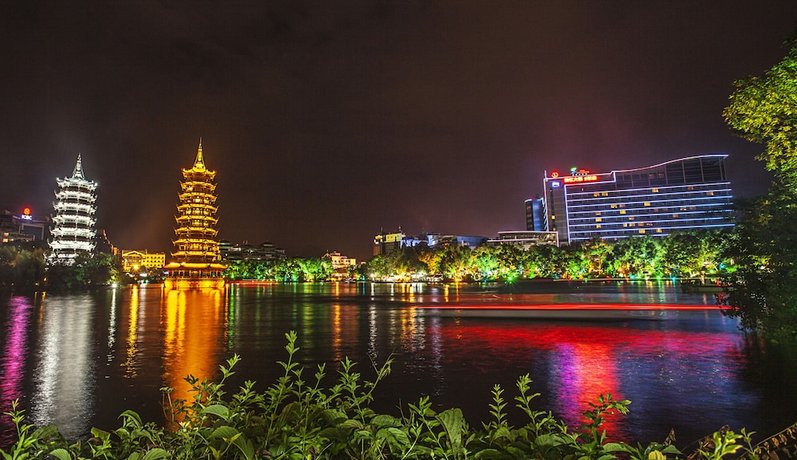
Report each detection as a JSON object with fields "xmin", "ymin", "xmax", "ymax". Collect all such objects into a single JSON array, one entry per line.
[
  {"xmin": 164, "ymin": 141, "xmax": 226, "ymax": 289},
  {"xmin": 48, "ymin": 154, "xmax": 98, "ymax": 265}
]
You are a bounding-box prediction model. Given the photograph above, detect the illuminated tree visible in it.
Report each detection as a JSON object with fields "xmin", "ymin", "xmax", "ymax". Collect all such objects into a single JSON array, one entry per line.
[
  {"xmin": 723, "ymin": 37, "xmax": 797, "ymax": 338},
  {"xmin": 724, "ymin": 39, "xmax": 797, "ymax": 185},
  {"xmin": 472, "ymin": 246, "xmax": 500, "ymax": 281}
]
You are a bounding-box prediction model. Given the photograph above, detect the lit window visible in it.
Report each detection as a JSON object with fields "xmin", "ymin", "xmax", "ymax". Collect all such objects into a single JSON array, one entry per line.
[
  {"xmin": 596, "ymin": 211, "xmax": 602, "ymax": 216},
  {"xmin": 620, "ymin": 210, "xmax": 626, "ymax": 215},
  {"xmin": 551, "ymin": 215, "xmax": 555, "ymax": 220},
  {"xmin": 596, "ymin": 218, "xmax": 602, "ymax": 222},
  {"xmin": 639, "ymin": 229, "xmax": 646, "ymax": 234},
  {"xmin": 610, "ymin": 204, "xmax": 617, "ymax": 209},
  {"xmin": 596, "ymin": 224, "xmax": 601, "ymax": 229},
  {"xmin": 643, "ymin": 202, "xmax": 651, "ymax": 206},
  {"xmin": 623, "ymin": 223, "xmax": 628, "ymax": 227},
  {"xmin": 593, "ymin": 193, "xmax": 599, "ymax": 197},
  {"xmin": 652, "ymin": 188, "xmax": 659, "ymax": 193},
  {"xmin": 673, "ymin": 213, "xmax": 679, "ymax": 218},
  {"xmin": 707, "ymin": 191, "xmax": 715, "ymax": 196},
  {"xmin": 602, "ymin": 192, "xmax": 609, "ymax": 196},
  {"xmin": 628, "ymin": 216, "xmax": 635, "ymax": 220},
  {"xmin": 656, "ymin": 229, "xmax": 662, "ymax": 233}
]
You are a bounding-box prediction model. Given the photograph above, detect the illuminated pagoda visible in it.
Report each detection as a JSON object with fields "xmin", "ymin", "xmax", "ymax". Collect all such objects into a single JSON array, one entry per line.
[
  {"xmin": 48, "ymin": 154, "xmax": 98, "ymax": 265},
  {"xmin": 164, "ymin": 141, "xmax": 226, "ymax": 289}
]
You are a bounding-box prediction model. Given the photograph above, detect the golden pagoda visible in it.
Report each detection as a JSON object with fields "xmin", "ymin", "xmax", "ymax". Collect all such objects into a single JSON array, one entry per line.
[{"xmin": 164, "ymin": 141, "xmax": 226, "ymax": 290}]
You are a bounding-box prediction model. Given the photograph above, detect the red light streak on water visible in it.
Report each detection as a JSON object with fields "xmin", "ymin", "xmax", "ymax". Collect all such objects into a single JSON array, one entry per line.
[{"xmin": 419, "ymin": 303, "xmax": 727, "ymax": 311}]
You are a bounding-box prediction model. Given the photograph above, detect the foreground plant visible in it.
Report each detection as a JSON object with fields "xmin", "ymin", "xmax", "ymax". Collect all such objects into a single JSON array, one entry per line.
[{"xmin": 1, "ymin": 331, "xmax": 765, "ymax": 459}]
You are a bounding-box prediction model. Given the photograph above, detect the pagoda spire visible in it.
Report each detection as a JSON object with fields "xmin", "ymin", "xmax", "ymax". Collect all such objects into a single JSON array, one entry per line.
[
  {"xmin": 72, "ymin": 153, "xmax": 85, "ymax": 179},
  {"xmin": 193, "ymin": 139, "xmax": 205, "ymax": 170}
]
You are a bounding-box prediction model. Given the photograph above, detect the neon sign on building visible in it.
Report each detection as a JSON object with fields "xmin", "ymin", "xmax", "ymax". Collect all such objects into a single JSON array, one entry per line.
[{"xmin": 563, "ymin": 175, "xmax": 599, "ymax": 184}]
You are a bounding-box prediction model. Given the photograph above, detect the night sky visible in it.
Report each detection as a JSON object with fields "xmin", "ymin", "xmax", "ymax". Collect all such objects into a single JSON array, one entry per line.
[{"xmin": 1, "ymin": 2, "xmax": 796, "ymax": 260}]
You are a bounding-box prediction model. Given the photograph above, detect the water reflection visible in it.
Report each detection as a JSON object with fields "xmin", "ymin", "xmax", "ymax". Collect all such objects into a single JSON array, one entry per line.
[
  {"xmin": 123, "ymin": 285, "xmax": 141, "ymax": 377},
  {"xmin": 162, "ymin": 289, "xmax": 224, "ymax": 403},
  {"xmin": 31, "ymin": 294, "xmax": 96, "ymax": 439},
  {"xmin": 0, "ymin": 296, "xmax": 34, "ymax": 444},
  {"xmin": 424, "ymin": 321, "xmax": 749, "ymax": 439},
  {"xmin": 0, "ymin": 282, "xmax": 793, "ymax": 446}
]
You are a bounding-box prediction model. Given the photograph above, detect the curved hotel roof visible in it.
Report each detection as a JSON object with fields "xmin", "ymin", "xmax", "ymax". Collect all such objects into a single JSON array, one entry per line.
[{"xmin": 542, "ymin": 154, "xmax": 734, "ymax": 244}]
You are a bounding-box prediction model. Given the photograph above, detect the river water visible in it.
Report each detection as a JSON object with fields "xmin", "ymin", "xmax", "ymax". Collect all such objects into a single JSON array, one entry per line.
[{"xmin": 1, "ymin": 282, "xmax": 795, "ymax": 447}]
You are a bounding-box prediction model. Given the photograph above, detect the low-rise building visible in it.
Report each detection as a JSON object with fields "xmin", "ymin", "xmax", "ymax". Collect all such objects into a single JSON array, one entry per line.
[
  {"xmin": 324, "ymin": 251, "xmax": 357, "ymax": 270},
  {"xmin": 219, "ymin": 240, "xmax": 286, "ymax": 261},
  {"xmin": 487, "ymin": 231, "xmax": 559, "ymax": 249},
  {"xmin": 121, "ymin": 250, "xmax": 166, "ymax": 273},
  {"xmin": 1, "ymin": 208, "xmax": 50, "ymax": 244},
  {"xmin": 402, "ymin": 233, "xmax": 488, "ymax": 249},
  {"xmin": 324, "ymin": 251, "xmax": 358, "ymax": 280}
]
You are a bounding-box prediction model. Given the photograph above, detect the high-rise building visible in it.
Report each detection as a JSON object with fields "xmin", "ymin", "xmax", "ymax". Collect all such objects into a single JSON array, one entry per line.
[
  {"xmin": 48, "ymin": 155, "xmax": 98, "ymax": 265},
  {"xmin": 163, "ymin": 141, "xmax": 226, "ymax": 289},
  {"xmin": 525, "ymin": 197, "xmax": 546, "ymax": 231},
  {"xmin": 373, "ymin": 231, "xmax": 405, "ymax": 256},
  {"xmin": 542, "ymin": 155, "xmax": 735, "ymax": 244}
]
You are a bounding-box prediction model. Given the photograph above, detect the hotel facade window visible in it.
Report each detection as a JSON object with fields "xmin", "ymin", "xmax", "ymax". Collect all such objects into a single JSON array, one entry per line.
[{"xmin": 542, "ymin": 155, "xmax": 735, "ymax": 244}]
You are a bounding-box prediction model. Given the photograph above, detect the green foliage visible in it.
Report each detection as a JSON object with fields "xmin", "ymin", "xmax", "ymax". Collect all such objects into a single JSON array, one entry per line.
[
  {"xmin": 2, "ymin": 332, "xmax": 759, "ymax": 459},
  {"xmin": 722, "ymin": 38, "xmax": 797, "ymax": 340},
  {"xmin": 360, "ymin": 230, "xmax": 733, "ymax": 283},
  {"xmin": 224, "ymin": 257, "xmax": 333, "ymax": 282},
  {"xmin": 46, "ymin": 252, "xmax": 121, "ymax": 291},
  {"xmin": 724, "ymin": 38, "xmax": 797, "ymax": 184},
  {"xmin": 0, "ymin": 246, "xmax": 46, "ymax": 290}
]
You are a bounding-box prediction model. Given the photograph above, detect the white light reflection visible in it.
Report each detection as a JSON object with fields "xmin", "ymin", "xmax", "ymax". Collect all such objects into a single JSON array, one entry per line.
[
  {"xmin": 368, "ymin": 305, "xmax": 377, "ymax": 362},
  {"xmin": 31, "ymin": 294, "xmax": 96, "ymax": 439},
  {"xmin": 107, "ymin": 287, "xmax": 118, "ymax": 361}
]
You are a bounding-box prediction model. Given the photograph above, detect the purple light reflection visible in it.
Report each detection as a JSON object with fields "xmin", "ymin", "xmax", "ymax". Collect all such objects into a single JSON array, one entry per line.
[{"xmin": 0, "ymin": 297, "xmax": 34, "ymax": 446}]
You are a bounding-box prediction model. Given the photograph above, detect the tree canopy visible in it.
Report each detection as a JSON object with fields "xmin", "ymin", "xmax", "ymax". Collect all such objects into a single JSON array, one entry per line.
[{"xmin": 723, "ymin": 38, "xmax": 797, "ymax": 340}]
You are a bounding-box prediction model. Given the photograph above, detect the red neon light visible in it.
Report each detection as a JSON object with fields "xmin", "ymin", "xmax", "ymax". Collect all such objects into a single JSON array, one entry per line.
[
  {"xmin": 418, "ymin": 303, "xmax": 727, "ymax": 311},
  {"xmin": 551, "ymin": 171, "xmax": 560, "ymax": 178},
  {"xmin": 22, "ymin": 207, "xmax": 31, "ymax": 216},
  {"xmin": 563, "ymin": 175, "xmax": 599, "ymax": 184}
]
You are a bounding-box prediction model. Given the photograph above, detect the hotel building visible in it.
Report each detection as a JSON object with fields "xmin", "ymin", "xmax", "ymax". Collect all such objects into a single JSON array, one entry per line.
[{"xmin": 543, "ymin": 155, "xmax": 735, "ymax": 244}]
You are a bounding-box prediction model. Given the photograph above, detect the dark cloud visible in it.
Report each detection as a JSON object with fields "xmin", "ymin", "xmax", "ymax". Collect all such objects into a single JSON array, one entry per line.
[{"xmin": 1, "ymin": 1, "xmax": 795, "ymax": 260}]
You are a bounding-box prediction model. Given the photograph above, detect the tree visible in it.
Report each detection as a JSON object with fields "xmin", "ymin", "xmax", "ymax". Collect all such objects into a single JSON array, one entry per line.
[
  {"xmin": 724, "ymin": 39, "xmax": 797, "ymax": 185},
  {"xmin": 723, "ymin": 37, "xmax": 797, "ymax": 339},
  {"xmin": 0, "ymin": 246, "xmax": 46, "ymax": 290},
  {"xmin": 45, "ymin": 252, "xmax": 119, "ymax": 291}
]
